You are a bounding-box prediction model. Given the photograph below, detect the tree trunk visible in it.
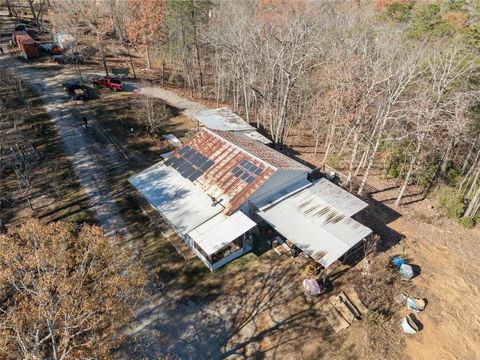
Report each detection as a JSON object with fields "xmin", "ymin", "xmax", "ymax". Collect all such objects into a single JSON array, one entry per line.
[
  {"xmin": 314, "ymin": 131, "xmax": 321, "ymax": 155},
  {"xmin": 145, "ymin": 45, "xmax": 151, "ymax": 69},
  {"xmin": 464, "ymin": 185, "xmax": 480, "ymax": 218},
  {"xmin": 274, "ymin": 73, "xmax": 291, "ymax": 146},
  {"xmin": 440, "ymin": 138, "xmax": 454, "ymax": 177},
  {"xmin": 241, "ymin": 64, "xmax": 250, "ymax": 123},
  {"xmin": 358, "ymin": 137, "xmax": 382, "ymax": 196},
  {"xmin": 467, "ymin": 165, "xmax": 480, "ymax": 199},
  {"xmin": 347, "ymin": 132, "xmax": 360, "ymax": 184},
  {"xmin": 355, "ymin": 147, "xmax": 368, "ymax": 176},
  {"xmin": 462, "ymin": 134, "xmax": 479, "ymax": 174},
  {"xmin": 126, "ymin": 42, "xmax": 136, "ymax": 79},
  {"xmin": 395, "ymin": 139, "xmax": 422, "ymax": 206},
  {"xmin": 6, "ymin": 0, "xmax": 13, "ymax": 16},
  {"xmin": 337, "ymin": 126, "xmax": 354, "ymax": 159},
  {"xmin": 28, "ymin": 0, "xmax": 38, "ymax": 28},
  {"xmin": 191, "ymin": 4, "xmax": 204, "ymax": 99},
  {"xmin": 321, "ymin": 119, "xmax": 336, "ymax": 165},
  {"xmin": 102, "ymin": 53, "xmax": 109, "ymax": 77}
]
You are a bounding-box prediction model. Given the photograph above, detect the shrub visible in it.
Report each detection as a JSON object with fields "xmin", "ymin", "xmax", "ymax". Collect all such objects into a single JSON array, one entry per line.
[
  {"xmin": 458, "ymin": 216, "xmax": 475, "ymax": 229},
  {"xmin": 386, "ymin": 144, "xmax": 408, "ymax": 178},
  {"xmin": 448, "ymin": 0, "xmax": 467, "ymax": 11},
  {"xmin": 382, "ymin": 1, "xmax": 414, "ymax": 22},
  {"xmin": 445, "ymin": 168, "xmax": 463, "ymax": 186},
  {"xmin": 436, "ymin": 186, "xmax": 465, "ymax": 219},
  {"xmin": 326, "ymin": 154, "xmax": 341, "ymax": 169},
  {"xmin": 414, "ymin": 163, "xmax": 436, "ymax": 189},
  {"xmin": 408, "ymin": 4, "xmax": 454, "ymax": 38},
  {"xmin": 387, "ymin": 166, "xmax": 400, "ymax": 178},
  {"xmin": 442, "ymin": 12, "xmax": 467, "ymax": 32}
]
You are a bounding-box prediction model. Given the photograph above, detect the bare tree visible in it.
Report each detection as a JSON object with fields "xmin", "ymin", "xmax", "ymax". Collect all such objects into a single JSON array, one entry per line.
[
  {"xmin": 131, "ymin": 94, "xmax": 172, "ymax": 135},
  {"xmin": 394, "ymin": 46, "xmax": 478, "ymax": 205}
]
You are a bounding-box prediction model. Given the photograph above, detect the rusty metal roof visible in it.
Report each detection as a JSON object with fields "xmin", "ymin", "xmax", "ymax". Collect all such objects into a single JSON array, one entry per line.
[
  {"xmin": 166, "ymin": 128, "xmax": 276, "ymax": 215},
  {"xmin": 210, "ymin": 129, "xmax": 310, "ymax": 171}
]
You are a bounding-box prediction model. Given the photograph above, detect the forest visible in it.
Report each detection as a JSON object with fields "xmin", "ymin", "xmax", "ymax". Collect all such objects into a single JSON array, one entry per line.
[{"xmin": 6, "ymin": 0, "xmax": 480, "ymax": 225}]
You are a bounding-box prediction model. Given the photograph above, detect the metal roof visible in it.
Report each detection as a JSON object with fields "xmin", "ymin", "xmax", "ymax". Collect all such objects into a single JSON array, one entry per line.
[
  {"xmin": 128, "ymin": 163, "xmax": 224, "ymax": 234},
  {"xmin": 253, "ymin": 178, "xmax": 312, "ymax": 209},
  {"xmin": 257, "ymin": 180, "xmax": 372, "ymax": 267},
  {"xmin": 162, "ymin": 134, "xmax": 182, "ymax": 147},
  {"xmin": 192, "ymin": 108, "xmax": 256, "ymax": 132},
  {"xmin": 211, "ymin": 129, "xmax": 310, "ymax": 172},
  {"xmin": 165, "ymin": 128, "xmax": 276, "ymax": 215},
  {"xmin": 309, "ymin": 178, "xmax": 368, "ymax": 216},
  {"xmin": 192, "ymin": 108, "xmax": 272, "ymax": 144},
  {"xmin": 187, "ymin": 211, "xmax": 256, "ymax": 256},
  {"xmin": 242, "ymin": 131, "xmax": 272, "ymax": 145}
]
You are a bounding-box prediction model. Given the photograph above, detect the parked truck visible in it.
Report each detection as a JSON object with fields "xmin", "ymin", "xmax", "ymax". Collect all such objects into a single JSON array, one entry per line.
[{"xmin": 12, "ymin": 31, "xmax": 39, "ymax": 59}]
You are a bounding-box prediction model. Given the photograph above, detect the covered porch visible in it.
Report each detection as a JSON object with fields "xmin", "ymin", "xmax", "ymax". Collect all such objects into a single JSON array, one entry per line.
[{"xmin": 186, "ymin": 211, "xmax": 256, "ymax": 271}]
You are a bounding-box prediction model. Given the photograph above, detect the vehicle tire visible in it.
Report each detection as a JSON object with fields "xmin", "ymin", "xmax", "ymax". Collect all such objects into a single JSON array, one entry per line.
[{"xmin": 112, "ymin": 87, "xmax": 117, "ymax": 92}]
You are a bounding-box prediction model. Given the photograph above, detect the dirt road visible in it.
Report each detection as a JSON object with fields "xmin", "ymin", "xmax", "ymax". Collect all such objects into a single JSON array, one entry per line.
[
  {"xmin": 0, "ymin": 12, "xmax": 130, "ymax": 239},
  {"xmin": 140, "ymin": 86, "xmax": 208, "ymax": 115}
]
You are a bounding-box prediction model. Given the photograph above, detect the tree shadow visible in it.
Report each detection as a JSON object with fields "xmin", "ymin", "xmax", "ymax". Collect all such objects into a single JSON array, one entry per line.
[{"xmin": 380, "ymin": 191, "xmax": 424, "ymax": 204}]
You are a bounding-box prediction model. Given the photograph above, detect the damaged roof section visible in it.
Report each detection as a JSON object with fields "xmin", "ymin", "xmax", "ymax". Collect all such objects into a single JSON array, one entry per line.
[{"xmin": 211, "ymin": 129, "xmax": 310, "ymax": 172}]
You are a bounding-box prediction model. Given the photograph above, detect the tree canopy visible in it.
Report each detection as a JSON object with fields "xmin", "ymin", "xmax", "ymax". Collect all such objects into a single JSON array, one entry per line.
[{"xmin": 0, "ymin": 220, "xmax": 146, "ymax": 360}]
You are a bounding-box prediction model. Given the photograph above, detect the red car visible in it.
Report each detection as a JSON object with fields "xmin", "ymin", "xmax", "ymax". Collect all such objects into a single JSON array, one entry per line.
[{"xmin": 91, "ymin": 76, "xmax": 124, "ymax": 91}]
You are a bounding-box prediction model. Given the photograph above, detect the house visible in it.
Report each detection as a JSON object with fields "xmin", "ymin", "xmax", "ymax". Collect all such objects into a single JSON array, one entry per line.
[
  {"xmin": 191, "ymin": 107, "xmax": 272, "ymax": 144},
  {"xmin": 129, "ymin": 127, "xmax": 371, "ymax": 271}
]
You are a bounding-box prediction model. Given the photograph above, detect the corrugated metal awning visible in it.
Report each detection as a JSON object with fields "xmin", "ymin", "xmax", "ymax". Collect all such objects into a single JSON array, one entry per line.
[
  {"xmin": 257, "ymin": 179, "xmax": 372, "ymax": 267},
  {"xmin": 188, "ymin": 211, "xmax": 256, "ymax": 256}
]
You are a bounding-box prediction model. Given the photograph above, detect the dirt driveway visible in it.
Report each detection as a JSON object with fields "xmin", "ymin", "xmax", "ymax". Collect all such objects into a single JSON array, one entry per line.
[{"xmin": 1, "ymin": 51, "xmax": 129, "ymax": 241}]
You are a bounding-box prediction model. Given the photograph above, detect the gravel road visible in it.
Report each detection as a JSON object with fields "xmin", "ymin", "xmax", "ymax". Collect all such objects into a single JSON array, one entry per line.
[
  {"xmin": 0, "ymin": 11, "xmax": 130, "ymax": 239},
  {"xmin": 139, "ymin": 86, "xmax": 208, "ymax": 115}
]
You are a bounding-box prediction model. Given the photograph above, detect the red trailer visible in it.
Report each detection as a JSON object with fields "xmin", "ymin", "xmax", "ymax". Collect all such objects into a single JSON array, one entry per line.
[{"xmin": 13, "ymin": 31, "xmax": 39, "ymax": 59}]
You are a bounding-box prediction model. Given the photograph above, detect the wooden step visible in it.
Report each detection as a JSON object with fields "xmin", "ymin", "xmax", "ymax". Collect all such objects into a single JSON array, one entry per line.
[{"xmin": 322, "ymin": 302, "xmax": 350, "ymax": 333}]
